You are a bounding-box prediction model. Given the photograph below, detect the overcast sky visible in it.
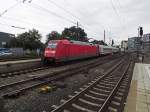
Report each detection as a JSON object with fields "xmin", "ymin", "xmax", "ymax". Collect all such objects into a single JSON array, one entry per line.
[{"xmin": 0, "ymin": 0, "xmax": 150, "ymax": 44}]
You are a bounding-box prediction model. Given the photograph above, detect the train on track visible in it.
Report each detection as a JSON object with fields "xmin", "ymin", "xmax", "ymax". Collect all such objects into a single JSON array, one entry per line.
[{"xmin": 42, "ymin": 39, "xmax": 119, "ymax": 64}]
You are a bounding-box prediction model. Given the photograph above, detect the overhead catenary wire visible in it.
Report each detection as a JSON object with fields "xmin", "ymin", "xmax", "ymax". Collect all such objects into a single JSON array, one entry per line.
[
  {"xmin": 26, "ymin": 1, "xmax": 101, "ymax": 36},
  {"xmin": 0, "ymin": 2, "xmax": 20, "ymax": 17},
  {"xmin": 0, "ymin": 16, "xmax": 58, "ymax": 31},
  {"xmin": 46, "ymin": 0, "xmax": 104, "ymax": 36},
  {"xmin": 0, "ymin": 22, "xmax": 26, "ymax": 29},
  {"xmin": 0, "ymin": 0, "xmax": 103, "ymax": 39},
  {"xmin": 26, "ymin": 2, "xmax": 77, "ymax": 25},
  {"xmin": 0, "ymin": 22, "xmax": 53, "ymax": 35},
  {"xmin": 0, "ymin": 1, "xmax": 27, "ymax": 30},
  {"xmin": 0, "ymin": 0, "xmax": 76, "ymax": 32},
  {"xmin": 109, "ymin": 0, "xmax": 126, "ymax": 39},
  {"xmin": 114, "ymin": 0, "xmax": 128, "ymax": 34},
  {"xmin": 110, "ymin": 0, "xmax": 121, "ymax": 20},
  {"xmin": 0, "ymin": 0, "xmax": 76, "ymax": 31},
  {"xmin": 47, "ymin": 0, "xmax": 81, "ymax": 22},
  {"xmin": 25, "ymin": 0, "xmax": 104, "ymax": 37}
]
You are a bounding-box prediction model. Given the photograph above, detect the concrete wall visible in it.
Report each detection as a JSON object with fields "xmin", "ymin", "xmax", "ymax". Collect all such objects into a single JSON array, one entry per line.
[{"xmin": 10, "ymin": 48, "xmax": 25, "ymax": 56}]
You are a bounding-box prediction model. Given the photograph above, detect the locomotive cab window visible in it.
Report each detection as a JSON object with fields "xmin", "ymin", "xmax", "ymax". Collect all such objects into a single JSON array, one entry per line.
[{"xmin": 47, "ymin": 43, "xmax": 58, "ymax": 49}]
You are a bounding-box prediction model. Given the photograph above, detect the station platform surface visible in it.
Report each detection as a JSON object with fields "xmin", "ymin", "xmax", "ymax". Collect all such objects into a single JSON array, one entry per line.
[
  {"xmin": 124, "ymin": 63, "xmax": 150, "ymax": 112},
  {"xmin": 0, "ymin": 58, "xmax": 41, "ymax": 65}
]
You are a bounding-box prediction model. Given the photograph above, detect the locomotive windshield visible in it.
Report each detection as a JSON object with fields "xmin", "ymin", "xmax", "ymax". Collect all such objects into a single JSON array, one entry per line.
[{"xmin": 47, "ymin": 43, "xmax": 58, "ymax": 49}]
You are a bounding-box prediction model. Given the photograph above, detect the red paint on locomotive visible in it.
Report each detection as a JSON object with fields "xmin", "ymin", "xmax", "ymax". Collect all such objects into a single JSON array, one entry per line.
[{"xmin": 43, "ymin": 39, "xmax": 99, "ymax": 63}]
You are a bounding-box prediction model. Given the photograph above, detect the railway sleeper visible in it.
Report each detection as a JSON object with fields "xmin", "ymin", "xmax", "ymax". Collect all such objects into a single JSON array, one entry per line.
[
  {"xmin": 51, "ymin": 105, "xmax": 59, "ymax": 110},
  {"xmin": 116, "ymin": 91, "xmax": 124, "ymax": 96},
  {"xmin": 68, "ymin": 103, "xmax": 96, "ymax": 112},
  {"xmin": 92, "ymin": 88, "xmax": 110, "ymax": 95},
  {"xmin": 103, "ymin": 77, "xmax": 117, "ymax": 80},
  {"xmin": 118, "ymin": 88, "xmax": 126, "ymax": 93},
  {"xmin": 87, "ymin": 91, "xmax": 107, "ymax": 100},
  {"xmin": 82, "ymin": 94, "xmax": 104, "ymax": 104},
  {"xmin": 114, "ymin": 96, "xmax": 122, "ymax": 101},
  {"xmin": 12, "ymin": 71, "xmax": 20, "ymax": 75},
  {"xmin": 120, "ymin": 82, "xmax": 128, "ymax": 86},
  {"xmin": 60, "ymin": 99, "xmax": 67, "ymax": 103},
  {"xmin": 103, "ymin": 79, "xmax": 118, "ymax": 82},
  {"xmin": 7, "ymin": 73, "xmax": 13, "ymax": 77},
  {"xmin": 0, "ymin": 74, "xmax": 7, "ymax": 78},
  {"xmin": 107, "ymin": 82, "xmax": 130, "ymax": 110},
  {"xmin": 98, "ymin": 82, "xmax": 116, "ymax": 87},
  {"xmin": 111, "ymin": 101, "xmax": 121, "ymax": 107},
  {"xmin": 93, "ymin": 87, "xmax": 111, "ymax": 93},
  {"xmin": 96, "ymin": 84, "xmax": 114, "ymax": 90},
  {"xmin": 112, "ymin": 97, "xmax": 124, "ymax": 105},
  {"xmin": 89, "ymin": 90, "xmax": 108, "ymax": 98},
  {"xmin": 79, "ymin": 98, "xmax": 101, "ymax": 107},
  {"xmin": 68, "ymin": 94, "xmax": 74, "ymax": 98},
  {"xmin": 83, "ymin": 85, "xmax": 89, "ymax": 88},
  {"xmin": 73, "ymin": 98, "xmax": 100, "ymax": 111},
  {"xmin": 108, "ymin": 101, "xmax": 123, "ymax": 112},
  {"xmin": 84, "ymin": 93, "xmax": 105, "ymax": 102},
  {"xmin": 79, "ymin": 87, "xmax": 85, "ymax": 91},
  {"xmin": 101, "ymin": 80, "xmax": 116, "ymax": 84},
  {"xmin": 108, "ymin": 106, "xmax": 118, "ymax": 112}
]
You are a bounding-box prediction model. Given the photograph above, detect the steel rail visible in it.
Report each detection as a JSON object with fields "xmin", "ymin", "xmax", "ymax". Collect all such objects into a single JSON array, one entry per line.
[
  {"xmin": 98, "ymin": 60, "xmax": 131, "ymax": 112},
  {"xmin": 0, "ymin": 56, "xmax": 123, "ymax": 98},
  {"xmin": 51, "ymin": 57, "xmax": 127, "ymax": 112}
]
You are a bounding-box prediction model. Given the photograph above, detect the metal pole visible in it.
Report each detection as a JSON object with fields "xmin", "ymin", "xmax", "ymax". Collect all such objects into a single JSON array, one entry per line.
[{"xmin": 104, "ymin": 30, "xmax": 105, "ymax": 43}]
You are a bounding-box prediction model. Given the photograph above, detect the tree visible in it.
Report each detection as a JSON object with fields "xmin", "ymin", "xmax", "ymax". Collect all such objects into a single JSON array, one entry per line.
[
  {"xmin": 91, "ymin": 40, "xmax": 107, "ymax": 46},
  {"xmin": 8, "ymin": 38, "xmax": 22, "ymax": 48},
  {"xmin": 46, "ymin": 31, "xmax": 61, "ymax": 44},
  {"xmin": 61, "ymin": 26, "xmax": 88, "ymax": 42},
  {"xmin": 9, "ymin": 29, "xmax": 43, "ymax": 50}
]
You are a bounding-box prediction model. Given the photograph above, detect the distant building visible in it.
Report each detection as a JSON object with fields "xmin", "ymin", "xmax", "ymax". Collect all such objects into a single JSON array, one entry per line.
[
  {"xmin": 142, "ymin": 33, "xmax": 150, "ymax": 50},
  {"xmin": 0, "ymin": 32, "xmax": 15, "ymax": 47},
  {"xmin": 143, "ymin": 33, "xmax": 150, "ymax": 42},
  {"xmin": 128, "ymin": 37, "xmax": 141, "ymax": 51},
  {"xmin": 121, "ymin": 40, "xmax": 128, "ymax": 50}
]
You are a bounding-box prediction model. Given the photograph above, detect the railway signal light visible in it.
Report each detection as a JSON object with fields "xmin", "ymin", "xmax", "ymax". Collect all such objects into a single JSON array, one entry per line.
[
  {"xmin": 140, "ymin": 27, "xmax": 143, "ymax": 36},
  {"xmin": 138, "ymin": 26, "xmax": 143, "ymax": 37}
]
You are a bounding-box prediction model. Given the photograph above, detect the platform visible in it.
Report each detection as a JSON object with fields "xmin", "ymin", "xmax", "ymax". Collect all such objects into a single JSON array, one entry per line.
[
  {"xmin": 124, "ymin": 63, "xmax": 150, "ymax": 112},
  {"xmin": 0, "ymin": 58, "xmax": 41, "ymax": 74},
  {"xmin": 0, "ymin": 58, "xmax": 40, "ymax": 65}
]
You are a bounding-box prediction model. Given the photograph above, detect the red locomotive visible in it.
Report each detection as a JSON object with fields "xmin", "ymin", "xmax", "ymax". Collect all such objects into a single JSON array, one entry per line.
[
  {"xmin": 42, "ymin": 39, "xmax": 119, "ymax": 64},
  {"xmin": 43, "ymin": 39, "xmax": 99, "ymax": 63}
]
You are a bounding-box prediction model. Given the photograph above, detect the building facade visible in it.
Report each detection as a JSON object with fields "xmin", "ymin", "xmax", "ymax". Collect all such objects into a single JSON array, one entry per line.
[
  {"xmin": 142, "ymin": 33, "xmax": 150, "ymax": 51},
  {"xmin": 128, "ymin": 37, "xmax": 141, "ymax": 51},
  {"xmin": 0, "ymin": 32, "xmax": 15, "ymax": 47},
  {"xmin": 121, "ymin": 40, "xmax": 128, "ymax": 49}
]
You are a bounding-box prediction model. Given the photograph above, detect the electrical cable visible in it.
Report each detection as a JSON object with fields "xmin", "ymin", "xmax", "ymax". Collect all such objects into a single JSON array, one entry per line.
[
  {"xmin": 0, "ymin": 22, "xmax": 26, "ymax": 29},
  {"xmin": 27, "ymin": 2, "xmax": 76, "ymax": 25},
  {"xmin": 0, "ymin": 2, "xmax": 20, "ymax": 17},
  {"xmin": 46, "ymin": 0, "xmax": 103, "ymax": 36}
]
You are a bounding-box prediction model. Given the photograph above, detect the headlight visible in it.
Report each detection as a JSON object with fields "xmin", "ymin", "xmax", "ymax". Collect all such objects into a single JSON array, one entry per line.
[{"xmin": 45, "ymin": 50, "xmax": 55, "ymax": 53}]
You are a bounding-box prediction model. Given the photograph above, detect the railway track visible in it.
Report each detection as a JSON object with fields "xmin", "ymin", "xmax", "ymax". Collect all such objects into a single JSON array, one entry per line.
[
  {"xmin": 0, "ymin": 65, "xmax": 50, "ymax": 78},
  {"xmin": 0, "ymin": 54, "xmax": 120, "ymax": 78},
  {"xmin": 51, "ymin": 56, "xmax": 134, "ymax": 112},
  {"xmin": 0, "ymin": 55, "xmax": 124, "ymax": 98}
]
